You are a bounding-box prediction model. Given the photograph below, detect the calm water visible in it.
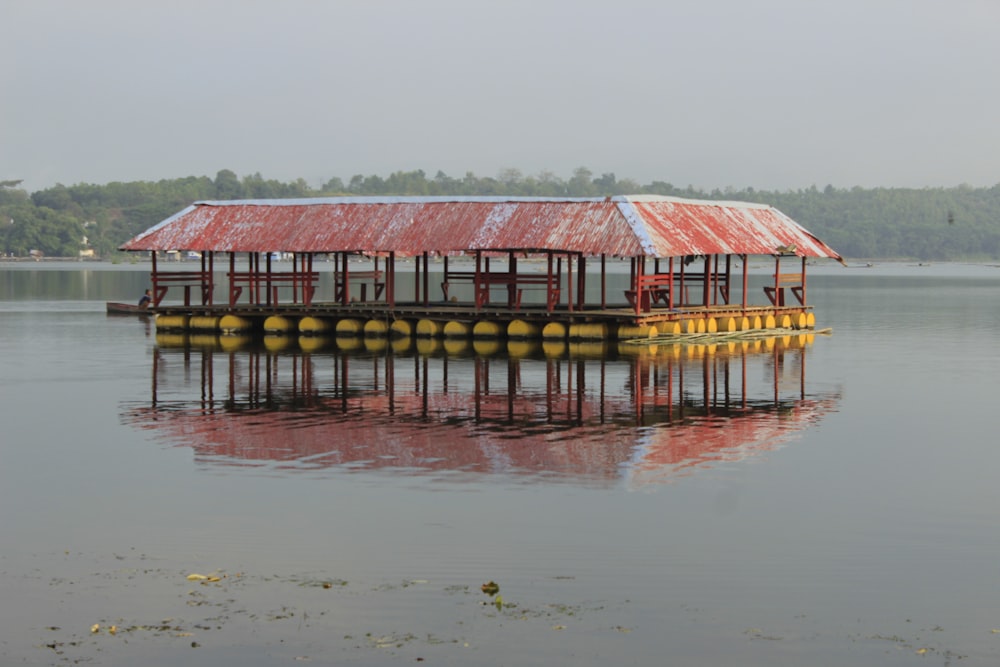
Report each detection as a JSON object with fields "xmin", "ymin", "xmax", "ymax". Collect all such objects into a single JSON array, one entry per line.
[{"xmin": 2, "ymin": 260, "xmax": 999, "ymax": 666}]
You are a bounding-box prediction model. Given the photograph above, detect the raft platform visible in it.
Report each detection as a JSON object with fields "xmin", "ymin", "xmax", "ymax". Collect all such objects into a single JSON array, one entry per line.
[{"xmin": 150, "ymin": 300, "xmax": 817, "ymax": 341}]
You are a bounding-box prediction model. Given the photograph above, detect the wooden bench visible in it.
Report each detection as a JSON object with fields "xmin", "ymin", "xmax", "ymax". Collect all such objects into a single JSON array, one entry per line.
[
  {"xmin": 763, "ymin": 273, "xmax": 804, "ymax": 306},
  {"xmin": 227, "ymin": 271, "xmax": 319, "ymax": 306},
  {"xmin": 440, "ymin": 270, "xmax": 478, "ymax": 302},
  {"xmin": 624, "ymin": 271, "xmax": 731, "ymax": 313},
  {"xmin": 625, "ymin": 273, "xmax": 673, "ymax": 314},
  {"xmin": 151, "ymin": 271, "xmax": 214, "ymax": 306},
  {"xmin": 334, "ymin": 270, "xmax": 384, "ymax": 303},
  {"xmin": 442, "ymin": 270, "xmax": 561, "ymax": 310}
]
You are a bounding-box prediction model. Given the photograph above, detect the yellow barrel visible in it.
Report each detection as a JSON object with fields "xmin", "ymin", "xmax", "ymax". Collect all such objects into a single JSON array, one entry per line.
[
  {"xmin": 473, "ymin": 339, "xmax": 503, "ymax": 356},
  {"xmin": 390, "ymin": 319, "xmax": 414, "ymax": 338},
  {"xmin": 263, "ymin": 315, "xmax": 295, "ymax": 334},
  {"xmin": 507, "ymin": 339, "xmax": 541, "ymax": 358},
  {"xmin": 336, "ymin": 319, "xmax": 364, "ymax": 336},
  {"xmin": 780, "ymin": 314, "xmax": 792, "ymax": 329},
  {"xmin": 188, "ymin": 333, "xmax": 218, "ymax": 348},
  {"xmin": 190, "ymin": 315, "xmax": 221, "ymax": 331},
  {"xmin": 364, "ymin": 319, "xmax": 389, "ymax": 337},
  {"xmin": 569, "ymin": 341, "xmax": 609, "ymax": 357},
  {"xmin": 542, "ymin": 340, "xmax": 567, "ymax": 357},
  {"xmin": 657, "ymin": 343, "xmax": 682, "ymax": 360},
  {"xmin": 738, "ymin": 316, "xmax": 751, "ymax": 331},
  {"xmin": 443, "ymin": 338, "xmax": 470, "ymax": 355},
  {"xmin": 752, "ymin": 315, "xmax": 763, "ymax": 329},
  {"xmin": 508, "ymin": 320, "xmax": 541, "ymax": 339},
  {"xmin": 416, "ymin": 337, "xmax": 442, "ymax": 355},
  {"xmin": 764, "ymin": 314, "xmax": 777, "ymax": 329},
  {"xmin": 794, "ymin": 312, "xmax": 808, "ymax": 329},
  {"xmin": 444, "ymin": 320, "xmax": 472, "ymax": 338},
  {"xmin": 364, "ymin": 337, "xmax": 388, "ymax": 354},
  {"xmin": 219, "ymin": 334, "xmax": 252, "ymax": 352},
  {"xmin": 617, "ymin": 324, "xmax": 658, "ymax": 340},
  {"xmin": 298, "ymin": 336, "xmax": 332, "ymax": 353},
  {"xmin": 155, "ymin": 314, "xmax": 189, "ymax": 331},
  {"xmin": 473, "ymin": 320, "xmax": 505, "ymax": 339},
  {"xmin": 660, "ymin": 321, "xmax": 681, "ymax": 335},
  {"xmin": 683, "ymin": 319, "xmax": 699, "ymax": 334},
  {"xmin": 416, "ymin": 319, "xmax": 442, "ymax": 337},
  {"xmin": 390, "ymin": 337, "xmax": 413, "ymax": 354},
  {"xmin": 542, "ymin": 322, "xmax": 567, "ymax": 340},
  {"xmin": 299, "ymin": 316, "xmax": 332, "ymax": 334},
  {"xmin": 705, "ymin": 318, "xmax": 717, "ymax": 333},
  {"xmin": 717, "ymin": 317, "xmax": 737, "ymax": 333},
  {"xmin": 569, "ymin": 323, "xmax": 608, "ymax": 340},
  {"xmin": 336, "ymin": 336, "xmax": 363, "ymax": 352},
  {"xmin": 806, "ymin": 312, "xmax": 816, "ymax": 328},
  {"xmin": 264, "ymin": 335, "xmax": 293, "ymax": 353},
  {"xmin": 220, "ymin": 314, "xmax": 254, "ymax": 333},
  {"xmin": 686, "ymin": 344, "xmax": 705, "ymax": 359},
  {"xmin": 155, "ymin": 332, "xmax": 188, "ymax": 348},
  {"xmin": 616, "ymin": 342, "xmax": 654, "ymax": 358}
]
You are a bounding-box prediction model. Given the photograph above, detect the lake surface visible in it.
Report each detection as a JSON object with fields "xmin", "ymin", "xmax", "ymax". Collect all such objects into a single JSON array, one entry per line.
[{"xmin": 2, "ymin": 260, "xmax": 999, "ymax": 666}]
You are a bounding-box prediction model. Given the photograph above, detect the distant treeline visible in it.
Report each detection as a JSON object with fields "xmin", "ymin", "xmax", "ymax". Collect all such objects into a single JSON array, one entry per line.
[{"xmin": 2, "ymin": 168, "xmax": 999, "ymax": 260}]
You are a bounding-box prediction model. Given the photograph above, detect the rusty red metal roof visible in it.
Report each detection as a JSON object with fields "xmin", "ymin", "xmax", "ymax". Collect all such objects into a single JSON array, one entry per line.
[{"xmin": 121, "ymin": 195, "xmax": 843, "ymax": 261}]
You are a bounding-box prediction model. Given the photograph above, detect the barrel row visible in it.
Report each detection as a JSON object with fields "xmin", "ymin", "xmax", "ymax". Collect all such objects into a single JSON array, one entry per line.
[
  {"xmin": 155, "ymin": 329, "xmax": 817, "ymax": 358},
  {"xmin": 154, "ymin": 311, "xmax": 817, "ymax": 340}
]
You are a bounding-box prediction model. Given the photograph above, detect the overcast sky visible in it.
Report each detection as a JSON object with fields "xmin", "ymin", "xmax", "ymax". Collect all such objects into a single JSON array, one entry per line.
[{"xmin": 3, "ymin": 0, "xmax": 998, "ymax": 193}]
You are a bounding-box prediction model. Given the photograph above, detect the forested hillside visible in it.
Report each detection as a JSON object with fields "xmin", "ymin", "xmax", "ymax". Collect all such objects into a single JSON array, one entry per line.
[{"xmin": 2, "ymin": 168, "xmax": 999, "ymax": 261}]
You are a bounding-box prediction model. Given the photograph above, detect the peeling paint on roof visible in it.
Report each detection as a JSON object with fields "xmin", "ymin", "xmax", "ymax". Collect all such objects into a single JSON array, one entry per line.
[{"xmin": 120, "ymin": 195, "xmax": 843, "ymax": 262}]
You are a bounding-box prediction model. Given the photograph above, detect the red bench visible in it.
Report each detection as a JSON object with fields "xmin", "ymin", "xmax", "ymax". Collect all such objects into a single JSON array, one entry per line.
[
  {"xmin": 334, "ymin": 270, "xmax": 385, "ymax": 303},
  {"xmin": 227, "ymin": 271, "xmax": 319, "ymax": 306},
  {"xmin": 151, "ymin": 271, "xmax": 214, "ymax": 306},
  {"xmin": 763, "ymin": 273, "xmax": 804, "ymax": 306},
  {"xmin": 625, "ymin": 271, "xmax": 732, "ymax": 313},
  {"xmin": 442, "ymin": 270, "xmax": 561, "ymax": 310},
  {"xmin": 624, "ymin": 274, "xmax": 673, "ymax": 314}
]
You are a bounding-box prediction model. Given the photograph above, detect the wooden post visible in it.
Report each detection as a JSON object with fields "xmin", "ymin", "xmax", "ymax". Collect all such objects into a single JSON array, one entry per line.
[
  {"xmin": 741, "ymin": 254, "xmax": 748, "ymax": 309},
  {"xmin": 800, "ymin": 255, "xmax": 807, "ymax": 306},
  {"xmin": 600, "ymin": 254, "xmax": 607, "ymax": 309}
]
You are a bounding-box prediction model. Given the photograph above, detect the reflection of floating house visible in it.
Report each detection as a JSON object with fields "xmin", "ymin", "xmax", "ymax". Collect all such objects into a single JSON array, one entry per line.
[
  {"xmin": 119, "ymin": 196, "xmax": 843, "ymax": 340},
  {"xmin": 122, "ymin": 339, "xmax": 841, "ymax": 486}
]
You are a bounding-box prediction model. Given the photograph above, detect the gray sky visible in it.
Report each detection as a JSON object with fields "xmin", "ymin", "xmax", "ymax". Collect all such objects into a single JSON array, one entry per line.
[{"xmin": 3, "ymin": 0, "xmax": 999, "ymax": 193}]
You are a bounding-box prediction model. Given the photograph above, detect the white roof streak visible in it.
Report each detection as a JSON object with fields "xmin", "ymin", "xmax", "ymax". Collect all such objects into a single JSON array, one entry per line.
[
  {"xmin": 128, "ymin": 204, "xmax": 198, "ymax": 244},
  {"xmin": 615, "ymin": 201, "xmax": 658, "ymax": 256}
]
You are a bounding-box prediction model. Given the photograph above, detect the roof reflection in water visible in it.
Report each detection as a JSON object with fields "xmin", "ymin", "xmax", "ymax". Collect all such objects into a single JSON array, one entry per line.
[{"xmin": 121, "ymin": 335, "xmax": 841, "ymax": 487}]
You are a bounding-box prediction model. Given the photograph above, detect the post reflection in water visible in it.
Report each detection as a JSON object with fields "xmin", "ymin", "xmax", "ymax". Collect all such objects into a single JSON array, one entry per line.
[{"xmin": 123, "ymin": 334, "xmax": 841, "ymax": 486}]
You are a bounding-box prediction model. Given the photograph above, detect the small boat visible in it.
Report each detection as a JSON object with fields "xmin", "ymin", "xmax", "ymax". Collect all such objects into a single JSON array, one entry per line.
[{"xmin": 106, "ymin": 301, "xmax": 152, "ymax": 316}]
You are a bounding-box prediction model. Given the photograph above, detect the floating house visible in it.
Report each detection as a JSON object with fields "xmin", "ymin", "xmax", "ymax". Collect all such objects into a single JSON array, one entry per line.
[{"xmin": 119, "ymin": 195, "xmax": 843, "ymax": 340}]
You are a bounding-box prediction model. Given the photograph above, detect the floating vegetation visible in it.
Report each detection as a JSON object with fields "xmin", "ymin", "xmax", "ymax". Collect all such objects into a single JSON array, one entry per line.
[
  {"xmin": 621, "ymin": 327, "xmax": 832, "ymax": 347},
  {"xmin": 26, "ymin": 552, "xmax": 975, "ymax": 666}
]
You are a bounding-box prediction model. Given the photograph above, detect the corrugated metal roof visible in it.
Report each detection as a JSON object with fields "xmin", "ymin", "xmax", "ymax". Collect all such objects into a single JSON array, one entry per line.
[{"xmin": 121, "ymin": 195, "xmax": 843, "ymax": 261}]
